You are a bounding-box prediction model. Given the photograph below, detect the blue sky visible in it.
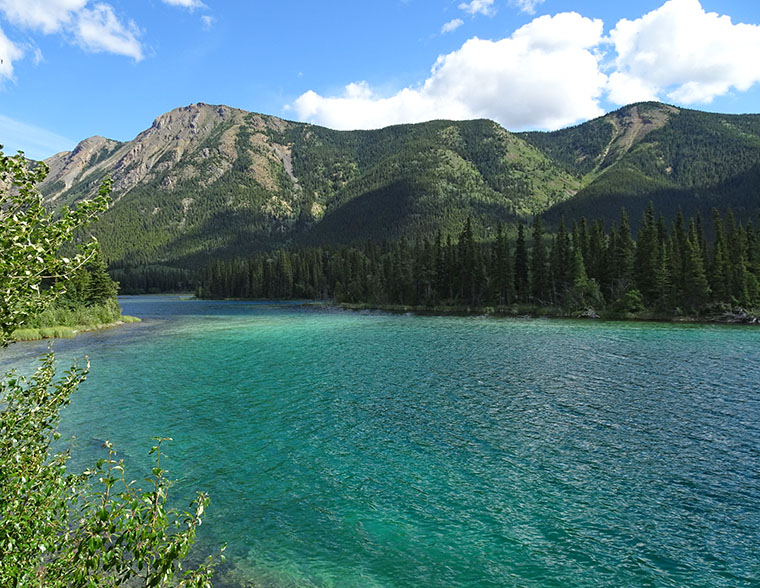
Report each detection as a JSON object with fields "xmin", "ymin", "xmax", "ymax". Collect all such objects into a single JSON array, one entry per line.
[{"xmin": 1, "ymin": 0, "xmax": 759, "ymax": 160}]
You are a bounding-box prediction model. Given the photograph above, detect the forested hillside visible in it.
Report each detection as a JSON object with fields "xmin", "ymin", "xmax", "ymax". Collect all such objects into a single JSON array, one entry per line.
[
  {"xmin": 198, "ymin": 205, "xmax": 760, "ymax": 319},
  {"xmin": 41, "ymin": 104, "xmax": 578, "ymax": 272},
  {"xmin": 523, "ymin": 103, "xmax": 760, "ymax": 227},
  {"xmin": 39, "ymin": 101, "xmax": 760, "ymax": 293}
]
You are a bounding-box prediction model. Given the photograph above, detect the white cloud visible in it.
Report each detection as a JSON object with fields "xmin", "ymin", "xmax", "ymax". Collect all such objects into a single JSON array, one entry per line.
[
  {"xmin": 458, "ymin": 0, "xmax": 495, "ymax": 17},
  {"xmin": 0, "ymin": 0, "xmax": 86, "ymax": 34},
  {"xmin": 0, "ymin": 0, "xmax": 142, "ymax": 60},
  {"xmin": 291, "ymin": 12, "xmax": 606, "ymax": 132},
  {"xmin": 608, "ymin": 0, "xmax": 760, "ymax": 105},
  {"xmin": 606, "ymin": 72, "xmax": 659, "ymax": 105},
  {"xmin": 290, "ymin": 1, "xmax": 760, "ymax": 132},
  {"xmin": 162, "ymin": 0, "xmax": 206, "ymax": 9},
  {"xmin": 510, "ymin": 0, "xmax": 545, "ymax": 15},
  {"xmin": 441, "ymin": 18, "xmax": 463, "ymax": 34},
  {"xmin": 0, "ymin": 113, "xmax": 73, "ymax": 160},
  {"xmin": 0, "ymin": 25, "xmax": 24, "ymax": 81},
  {"xmin": 73, "ymin": 4, "xmax": 142, "ymax": 60}
]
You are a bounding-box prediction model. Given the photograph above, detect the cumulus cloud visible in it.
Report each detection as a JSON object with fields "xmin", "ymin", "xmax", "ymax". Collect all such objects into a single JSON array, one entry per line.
[
  {"xmin": 441, "ymin": 18, "xmax": 463, "ymax": 34},
  {"xmin": 74, "ymin": 4, "xmax": 142, "ymax": 60},
  {"xmin": 458, "ymin": 0, "xmax": 495, "ymax": 17},
  {"xmin": 201, "ymin": 15, "xmax": 215, "ymax": 30},
  {"xmin": 291, "ymin": 12, "xmax": 606, "ymax": 132},
  {"xmin": 0, "ymin": 0, "xmax": 86, "ymax": 33},
  {"xmin": 162, "ymin": 0, "xmax": 206, "ymax": 9},
  {"xmin": 510, "ymin": 0, "xmax": 545, "ymax": 15},
  {"xmin": 0, "ymin": 25, "xmax": 24, "ymax": 81},
  {"xmin": 0, "ymin": 0, "xmax": 142, "ymax": 60},
  {"xmin": 608, "ymin": 0, "xmax": 760, "ymax": 105},
  {"xmin": 289, "ymin": 0, "xmax": 760, "ymax": 132}
]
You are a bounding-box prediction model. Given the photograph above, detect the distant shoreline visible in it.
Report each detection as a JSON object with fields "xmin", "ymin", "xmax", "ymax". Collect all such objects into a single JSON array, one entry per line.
[
  {"xmin": 332, "ymin": 302, "xmax": 760, "ymax": 326},
  {"xmin": 183, "ymin": 294, "xmax": 760, "ymax": 326}
]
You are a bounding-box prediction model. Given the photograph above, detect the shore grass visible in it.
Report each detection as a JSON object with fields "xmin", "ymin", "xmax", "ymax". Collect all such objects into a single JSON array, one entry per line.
[{"xmin": 11, "ymin": 316, "xmax": 141, "ymax": 342}]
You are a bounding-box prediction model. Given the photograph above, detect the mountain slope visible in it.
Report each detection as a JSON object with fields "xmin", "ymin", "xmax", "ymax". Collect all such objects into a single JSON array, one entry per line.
[
  {"xmin": 41, "ymin": 101, "xmax": 760, "ymax": 273},
  {"xmin": 521, "ymin": 103, "xmax": 760, "ymax": 225},
  {"xmin": 41, "ymin": 104, "xmax": 580, "ymax": 267}
]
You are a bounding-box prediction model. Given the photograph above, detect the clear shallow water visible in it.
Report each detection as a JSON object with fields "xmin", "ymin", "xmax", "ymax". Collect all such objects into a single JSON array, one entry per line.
[{"xmin": 2, "ymin": 296, "xmax": 760, "ymax": 587}]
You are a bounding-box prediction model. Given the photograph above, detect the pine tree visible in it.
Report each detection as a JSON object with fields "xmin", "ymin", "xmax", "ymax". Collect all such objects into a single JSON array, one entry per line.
[
  {"xmin": 682, "ymin": 220, "xmax": 711, "ymax": 312},
  {"xmin": 586, "ymin": 220, "xmax": 608, "ymax": 299},
  {"xmin": 613, "ymin": 208, "xmax": 635, "ymax": 299},
  {"xmin": 514, "ymin": 222, "xmax": 529, "ymax": 302},
  {"xmin": 458, "ymin": 217, "xmax": 476, "ymax": 304},
  {"xmin": 549, "ymin": 218, "xmax": 572, "ymax": 305},
  {"xmin": 566, "ymin": 248, "xmax": 602, "ymax": 311},
  {"xmin": 433, "ymin": 231, "xmax": 445, "ymax": 304},
  {"xmin": 709, "ymin": 209, "xmax": 730, "ymax": 303},
  {"xmin": 530, "ymin": 216, "xmax": 549, "ymax": 304},
  {"xmin": 635, "ymin": 202, "xmax": 660, "ymax": 306}
]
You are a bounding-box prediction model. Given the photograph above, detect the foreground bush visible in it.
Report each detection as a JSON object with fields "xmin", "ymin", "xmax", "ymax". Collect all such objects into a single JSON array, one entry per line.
[
  {"xmin": 0, "ymin": 355, "xmax": 218, "ymax": 587},
  {"xmin": 0, "ymin": 149, "xmax": 218, "ymax": 587}
]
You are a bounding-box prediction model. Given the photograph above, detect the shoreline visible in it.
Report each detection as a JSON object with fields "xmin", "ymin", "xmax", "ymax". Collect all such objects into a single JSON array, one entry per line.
[
  {"xmin": 11, "ymin": 315, "xmax": 141, "ymax": 342},
  {"xmin": 331, "ymin": 302, "xmax": 760, "ymax": 326},
  {"xmin": 191, "ymin": 295, "xmax": 760, "ymax": 326}
]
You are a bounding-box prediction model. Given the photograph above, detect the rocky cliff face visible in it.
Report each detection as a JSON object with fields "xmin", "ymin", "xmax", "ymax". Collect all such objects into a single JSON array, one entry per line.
[
  {"xmin": 43, "ymin": 135, "xmax": 122, "ymax": 200},
  {"xmin": 41, "ymin": 103, "xmax": 298, "ymax": 202}
]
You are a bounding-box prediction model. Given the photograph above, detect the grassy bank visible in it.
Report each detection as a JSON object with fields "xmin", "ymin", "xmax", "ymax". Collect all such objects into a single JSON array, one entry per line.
[
  {"xmin": 11, "ymin": 300, "xmax": 141, "ymax": 341},
  {"xmin": 11, "ymin": 316, "xmax": 141, "ymax": 342}
]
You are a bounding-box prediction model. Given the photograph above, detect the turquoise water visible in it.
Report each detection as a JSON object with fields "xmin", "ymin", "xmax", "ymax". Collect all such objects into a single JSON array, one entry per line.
[{"xmin": 2, "ymin": 296, "xmax": 760, "ymax": 587}]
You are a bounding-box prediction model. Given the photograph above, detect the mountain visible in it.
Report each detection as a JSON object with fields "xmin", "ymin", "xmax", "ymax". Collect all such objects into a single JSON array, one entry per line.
[
  {"xmin": 520, "ymin": 102, "xmax": 760, "ymax": 226},
  {"xmin": 40, "ymin": 102, "xmax": 760, "ymax": 272}
]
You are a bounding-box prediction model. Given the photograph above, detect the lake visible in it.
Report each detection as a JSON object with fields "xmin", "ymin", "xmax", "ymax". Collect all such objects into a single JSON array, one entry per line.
[{"xmin": 2, "ymin": 295, "xmax": 759, "ymax": 587}]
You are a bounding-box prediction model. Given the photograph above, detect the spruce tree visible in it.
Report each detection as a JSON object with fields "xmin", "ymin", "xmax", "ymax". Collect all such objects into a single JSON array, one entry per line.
[
  {"xmin": 514, "ymin": 222, "xmax": 530, "ymax": 302},
  {"xmin": 635, "ymin": 203, "xmax": 660, "ymax": 306},
  {"xmin": 530, "ymin": 216, "xmax": 549, "ymax": 304},
  {"xmin": 613, "ymin": 208, "xmax": 635, "ymax": 299},
  {"xmin": 682, "ymin": 221, "xmax": 711, "ymax": 312}
]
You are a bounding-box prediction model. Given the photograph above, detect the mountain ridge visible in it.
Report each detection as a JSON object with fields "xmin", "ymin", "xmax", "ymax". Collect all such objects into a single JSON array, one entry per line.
[{"xmin": 38, "ymin": 101, "xmax": 760, "ymax": 270}]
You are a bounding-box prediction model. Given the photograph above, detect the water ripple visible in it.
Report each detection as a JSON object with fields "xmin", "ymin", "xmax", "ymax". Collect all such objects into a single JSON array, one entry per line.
[{"xmin": 4, "ymin": 298, "xmax": 758, "ymax": 588}]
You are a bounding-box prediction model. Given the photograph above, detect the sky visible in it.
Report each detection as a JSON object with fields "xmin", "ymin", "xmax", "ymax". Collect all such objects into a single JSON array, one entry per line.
[{"xmin": 1, "ymin": 0, "xmax": 759, "ymax": 160}]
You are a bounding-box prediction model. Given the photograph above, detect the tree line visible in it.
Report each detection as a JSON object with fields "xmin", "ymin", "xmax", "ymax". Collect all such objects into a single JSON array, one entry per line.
[{"xmin": 197, "ymin": 204, "xmax": 760, "ymax": 315}]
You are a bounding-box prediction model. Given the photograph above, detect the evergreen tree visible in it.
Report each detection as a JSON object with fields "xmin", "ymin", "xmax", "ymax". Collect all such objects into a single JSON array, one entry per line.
[
  {"xmin": 612, "ymin": 208, "xmax": 635, "ymax": 300},
  {"xmin": 549, "ymin": 218, "xmax": 572, "ymax": 305},
  {"xmin": 635, "ymin": 202, "xmax": 660, "ymax": 306},
  {"xmin": 565, "ymin": 248, "xmax": 602, "ymax": 311},
  {"xmin": 513, "ymin": 222, "xmax": 529, "ymax": 302},
  {"xmin": 530, "ymin": 216, "xmax": 549, "ymax": 303},
  {"xmin": 492, "ymin": 223, "xmax": 513, "ymax": 305},
  {"xmin": 458, "ymin": 217, "xmax": 476, "ymax": 304},
  {"xmin": 586, "ymin": 220, "xmax": 608, "ymax": 298},
  {"xmin": 709, "ymin": 209, "xmax": 730, "ymax": 303},
  {"xmin": 682, "ymin": 221, "xmax": 711, "ymax": 312}
]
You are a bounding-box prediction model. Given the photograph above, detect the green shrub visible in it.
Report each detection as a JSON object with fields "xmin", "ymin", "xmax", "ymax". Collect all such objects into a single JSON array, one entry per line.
[
  {"xmin": 1, "ymin": 149, "xmax": 216, "ymax": 587},
  {"xmin": 52, "ymin": 326, "xmax": 75, "ymax": 338},
  {"xmin": 11, "ymin": 328, "xmax": 42, "ymax": 341}
]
